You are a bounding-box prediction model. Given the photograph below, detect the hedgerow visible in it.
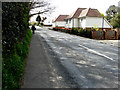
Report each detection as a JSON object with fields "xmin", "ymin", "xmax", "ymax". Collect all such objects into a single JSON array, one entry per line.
[{"xmin": 2, "ymin": 2, "xmax": 32, "ymax": 90}]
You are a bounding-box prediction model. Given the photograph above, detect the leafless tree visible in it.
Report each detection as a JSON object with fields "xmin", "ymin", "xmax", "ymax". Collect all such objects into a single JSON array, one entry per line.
[{"xmin": 29, "ymin": 0, "xmax": 55, "ymax": 17}]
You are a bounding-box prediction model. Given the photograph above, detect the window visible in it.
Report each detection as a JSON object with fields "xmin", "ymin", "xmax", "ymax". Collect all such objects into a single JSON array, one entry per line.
[
  {"xmin": 69, "ymin": 19, "xmax": 71, "ymax": 23},
  {"xmin": 80, "ymin": 17, "xmax": 85, "ymax": 22},
  {"xmin": 81, "ymin": 18, "xmax": 83, "ymax": 22},
  {"xmin": 66, "ymin": 20, "xmax": 68, "ymax": 24}
]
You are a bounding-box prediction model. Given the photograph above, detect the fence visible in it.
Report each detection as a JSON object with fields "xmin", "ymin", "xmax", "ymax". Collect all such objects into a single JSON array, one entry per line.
[{"xmin": 92, "ymin": 29, "xmax": 120, "ymax": 40}]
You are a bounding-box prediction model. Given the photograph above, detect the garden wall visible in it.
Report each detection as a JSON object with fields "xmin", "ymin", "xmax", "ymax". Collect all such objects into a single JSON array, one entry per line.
[{"xmin": 92, "ymin": 29, "xmax": 120, "ymax": 40}]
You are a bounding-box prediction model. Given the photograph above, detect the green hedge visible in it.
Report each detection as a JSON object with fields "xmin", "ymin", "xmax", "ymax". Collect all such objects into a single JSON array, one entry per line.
[
  {"xmin": 2, "ymin": 29, "xmax": 32, "ymax": 90},
  {"xmin": 71, "ymin": 28, "xmax": 92, "ymax": 38},
  {"xmin": 2, "ymin": 2, "xmax": 32, "ymax": 89},
  {"xmin": 53, "ymin": 27, "xmax": 92, "ymax": 38}
]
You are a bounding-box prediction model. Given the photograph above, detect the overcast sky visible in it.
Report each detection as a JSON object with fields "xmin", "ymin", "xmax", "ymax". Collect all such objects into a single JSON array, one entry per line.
[{"xmin": 30, "ymin": 0, "xmax": 119, "ymax": 24}]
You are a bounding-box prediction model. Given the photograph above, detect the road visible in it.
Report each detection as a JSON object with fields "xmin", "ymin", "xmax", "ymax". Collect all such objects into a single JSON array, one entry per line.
[{"xmin": 35, "ymin": 27, "xmax": 119, "ymax": 88}]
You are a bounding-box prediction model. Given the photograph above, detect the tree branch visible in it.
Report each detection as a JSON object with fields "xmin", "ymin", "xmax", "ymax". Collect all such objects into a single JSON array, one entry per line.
[
  {"xmin": 31, "ymin": 4, "xmax": 48, "ymax": 9},
  {"xmin": 29, "ymin": 10, "xmax": 49, "ymax": 17}
]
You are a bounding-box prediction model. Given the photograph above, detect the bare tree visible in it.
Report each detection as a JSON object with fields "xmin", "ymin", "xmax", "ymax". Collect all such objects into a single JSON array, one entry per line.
[{"xmin": 29, "ymin": 0, "xmax": 55, "ymax": 17}]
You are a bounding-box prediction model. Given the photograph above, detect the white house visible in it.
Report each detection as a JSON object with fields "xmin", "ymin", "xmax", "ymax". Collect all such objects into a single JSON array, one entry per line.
[
  {"xmin": 54, "ymin": 15, "xmax": 69, "ymax": 27},
  {"xmin": 65, "ymin": 8, "xmax": 113, "ymax": 29}
]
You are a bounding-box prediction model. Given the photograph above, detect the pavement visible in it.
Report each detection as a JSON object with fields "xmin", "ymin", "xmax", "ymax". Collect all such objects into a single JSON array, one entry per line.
[
  {"xmin": 21, "ymin": 31, "xmax": 76, "ymax": 88},
  {"xmin": 21, "ymin": 33, "xmax": 55, "ymax": 88}
]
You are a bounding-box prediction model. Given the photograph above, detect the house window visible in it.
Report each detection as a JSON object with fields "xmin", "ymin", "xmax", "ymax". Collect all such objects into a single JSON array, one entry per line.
[
  {"xmin": 69, "ymin": 19, "xmax": 71, "ymax": 23},
  {"xmin": 66, "ymin": 20, "xmax": 68, "ymax": 24},
  {"xmin": 81, "ymin": 18, "xmax": 83, "ymax": 22},
  {"xmin": 80, "ymin": 17, "xmax": 85, "ymax": 22}
]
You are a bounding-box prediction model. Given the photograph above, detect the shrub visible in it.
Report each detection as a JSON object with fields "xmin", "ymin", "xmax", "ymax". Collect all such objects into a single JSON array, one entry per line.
[
  {"xmin": 65, "ymin": 28, "xmax": 71, "ymax": 33},
  {"xmin": 86, "ymin": 29, "xmax": 92, "ymax": 38},
  {"xmin": 71, "ymin": 28, "xmax": 79, "ymax": 35},
  {"xmin": 52, "ymin": 27, "xmax": 92, "ymax": 38}
]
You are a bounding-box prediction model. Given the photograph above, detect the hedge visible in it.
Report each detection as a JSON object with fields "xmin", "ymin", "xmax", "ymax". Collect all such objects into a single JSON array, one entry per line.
[
  {"xmin": 2, "ymin": 29, "xmax": 32, "ymax": 90},
  {"xmin": 52, "ymin": 27, "xmax": 92, "ymax": 38},
  {"xmin": 2, "ymin": 2, "xmax": 32, "ymax": 90}
]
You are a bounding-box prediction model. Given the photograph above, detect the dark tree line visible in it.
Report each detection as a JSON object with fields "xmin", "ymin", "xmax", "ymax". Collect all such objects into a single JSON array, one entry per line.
[{"xmin": 106, "ymin": 5, "xmax": 120, "ymax": 28}]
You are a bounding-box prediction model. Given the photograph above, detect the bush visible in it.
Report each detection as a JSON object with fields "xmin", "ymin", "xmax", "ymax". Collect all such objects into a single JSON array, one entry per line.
[
  {"xmin": 71, "ymin": 28, "xmax": 79, "ymax": 35},
  {"xmin": 86, "ymin": 30, "xmax": 92, "ymax": 38},
  {"xmin": 52, "ymin": 27, "xmax": 92, "ymax": 38},
  {"xmin": 78, "ymin": 28, "xmax": 92, "ymax": 38}
]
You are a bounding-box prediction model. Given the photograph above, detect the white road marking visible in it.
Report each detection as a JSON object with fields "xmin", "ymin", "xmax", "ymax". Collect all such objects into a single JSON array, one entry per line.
[{"xmin": 79, "ymin": 44, "xmax": 114, "ymax": 61}]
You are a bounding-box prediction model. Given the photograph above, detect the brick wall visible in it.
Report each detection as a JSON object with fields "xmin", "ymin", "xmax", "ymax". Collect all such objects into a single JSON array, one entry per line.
[{"xmin": 92, "ymin": 29, "xmax": 120, "ymax": 40}]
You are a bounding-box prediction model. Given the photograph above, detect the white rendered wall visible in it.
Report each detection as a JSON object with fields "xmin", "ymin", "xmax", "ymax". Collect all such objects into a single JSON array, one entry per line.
[
  {"xmin": 55, "ymin": 21, "xmax": 66, "ymax": 27},
  {"xmin": 73, "ymin": 18, "xmax": 79, "ymax": 28},
  {"xmin": 65, "ymin": 19, "xmax": 73, "ymax": 28},
  {"xmin": 85, "ymin": 17, "xmax": 112, "ymax": 28},
  {"xmin": 79, "ymin": 18, "xmax": 86, "ymax": 28},
  {"xmin": 68, "ymin": 19, "xmax": 73, "ymax": 28},
  {"xmin": 65, "ymin": 18, "xmax": 79, "ymax": 28}
]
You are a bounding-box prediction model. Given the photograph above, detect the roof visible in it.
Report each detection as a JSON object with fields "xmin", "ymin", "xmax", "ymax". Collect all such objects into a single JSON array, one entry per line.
[
  {"xmin": 79, "ymin": 8, "xmax": 89, "ymax": 17},
  {"xmin": 65, "ymin": 11, "xmax": 76, "ymax": 19},
  {"xmin": 66, "ymin": 8, "xmax": 103, "ymax": 19},
  {"xmin": 54, "ymin": 15, "xmax": 69, "ymax": 22},
  {"xmin": 73, "ymin": 8, "xmax": 86, "ymax": 18},
  {"xmin": 66, "ymin": 8, "xmax": 86, "ymax": 19},
  {"xmin": 86, "ymin": 8, "xmax": 103, "ymax": 17}
]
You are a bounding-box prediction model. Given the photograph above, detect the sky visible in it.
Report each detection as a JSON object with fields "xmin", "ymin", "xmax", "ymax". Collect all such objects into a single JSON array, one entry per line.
[{"xmin": 30, "ymin": 0, "xmax": 119, "ymax": 24}]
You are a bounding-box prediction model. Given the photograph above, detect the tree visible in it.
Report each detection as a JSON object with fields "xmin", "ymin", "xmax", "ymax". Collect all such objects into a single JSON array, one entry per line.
[
  {"xmin": 106, "ymin": 5, "xmax": 118, "ymax": 22},
  {"xmin": 29, "ymin": 0, "xmax": 55, "ymax": 17},
  {"xmin": 36, "ymin": 14, "xmax": 41, "ymax": 25},
  {"xmin": 42, "ymin": 17, "xmax": 47, "ymax": 22},
  {"xmin": 110, "ymin": 7, "xmax": 120, "ymax": 28},
  {"xmin": 106, "ymin": 5, "xmax": 120, "ymax": 28}
]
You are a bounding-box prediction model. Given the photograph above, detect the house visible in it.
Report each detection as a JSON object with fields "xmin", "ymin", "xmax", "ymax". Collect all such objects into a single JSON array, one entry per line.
[
  {"xmin": 65, "ymin": 8, "xmax": 113, "ymax": 29},
  {"xmin": 54, "ymin": 15, "xmax": 69, "ymax": 27}
]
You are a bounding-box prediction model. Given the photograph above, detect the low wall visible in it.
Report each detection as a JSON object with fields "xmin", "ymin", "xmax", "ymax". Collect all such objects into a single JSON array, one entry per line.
[{"xmin": 92, "ymin": 29, "xmax": 120, "ymax": 40}]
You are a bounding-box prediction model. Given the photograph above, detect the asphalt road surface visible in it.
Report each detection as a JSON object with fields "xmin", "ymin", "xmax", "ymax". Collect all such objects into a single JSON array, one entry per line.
[{"xmin": 29, "ymin": 27, "xmax": 119, "ymax": 88}]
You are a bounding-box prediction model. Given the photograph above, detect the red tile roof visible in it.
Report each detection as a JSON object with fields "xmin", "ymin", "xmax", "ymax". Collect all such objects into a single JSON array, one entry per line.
[
  {"xmin": 66, "ymin": 8, "xmax": 86, "ymax": 19},
  {"xmin": 86, "ymin": 8, "xmax": 103, "ymax": 17},
  {"xmin": 73, "ymin": 8, "xmax": 86, "ymax": 18},
  {"xmin": 54, "ymin": 15, "xmax": 69, "ymax": 22},
  {"xmin": 66, "ymin": 8, "xmax": 103, "ymax": 19}
]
